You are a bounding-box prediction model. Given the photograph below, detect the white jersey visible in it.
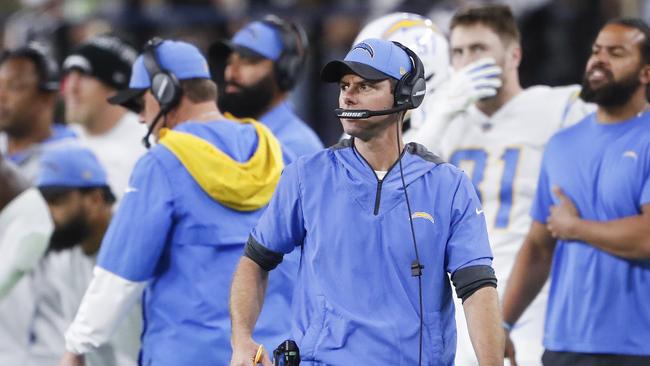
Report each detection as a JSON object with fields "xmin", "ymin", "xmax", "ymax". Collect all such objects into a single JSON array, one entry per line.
[
  {"xmin": 412, "ymin": 85, "xmax": 593, "ymax": 365},
  {"xmin": 438, "ymin": 85, "xmax": 591, "ymax": 279}
]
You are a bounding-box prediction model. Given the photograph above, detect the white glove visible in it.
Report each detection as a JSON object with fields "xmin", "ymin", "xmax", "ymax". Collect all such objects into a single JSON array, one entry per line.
[
  {"xmin": 434, "ymin": 57, "xmax": 502, "ymax": 119},
  {"xmin": 404, "ymin": 58, "xmax": 502, "ymax": 154}
]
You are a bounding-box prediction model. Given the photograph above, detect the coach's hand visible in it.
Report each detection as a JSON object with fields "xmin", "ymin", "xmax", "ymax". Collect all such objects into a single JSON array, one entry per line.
[
  {"xmin": 548, "ymin": 186, "xmax": 580, "ymax": 240},
  {"xmin": 230, "ymin": 337, "xmax": 272, "ymax": 366},
  {"xmin": 504, "ymin": 332, "xmax": 517, "ymax": 366},
  {"xmin": 58, "ymin": 351, "xmax": 85, "ymax": 366}
]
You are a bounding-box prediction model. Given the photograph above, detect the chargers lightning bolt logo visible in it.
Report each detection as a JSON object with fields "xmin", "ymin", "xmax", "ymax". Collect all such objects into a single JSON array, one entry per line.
[
  {"xmin": 411, "ymin": 212, "xmax": 434, "ymax": 224},
  {"xmin": 353, "ymin": 43, "xmax": 374, "ymax": 58}
]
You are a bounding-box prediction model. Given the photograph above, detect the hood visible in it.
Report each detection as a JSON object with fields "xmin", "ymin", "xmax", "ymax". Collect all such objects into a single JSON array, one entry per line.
[
  {"xmin": 332, "ymin": 138, "xmax": 443, "ymax": 215},
  {"xmin": 158, "ymin": 119, "xmax": 283, "ymax": 211}
]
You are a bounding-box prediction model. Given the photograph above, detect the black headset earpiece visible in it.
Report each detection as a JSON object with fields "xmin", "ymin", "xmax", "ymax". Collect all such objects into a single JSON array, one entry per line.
[
  {"xmin": 391, "ymin": 41, "xmax": 426, "ymax": 110},
  {"xmin": 143, "ymin": 38, "xmax": 182, "ymax": 112},
  {"xmin": 261, "ymin": 15, "xmax": 309, "ymax": 91}
]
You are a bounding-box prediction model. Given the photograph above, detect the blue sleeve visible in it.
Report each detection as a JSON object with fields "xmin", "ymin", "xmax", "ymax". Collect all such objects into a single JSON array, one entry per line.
[
  {"xmin": 97, "ymin": 153, "xmax": 174, "ymax": 282},
  {"xmin": 445, "ymin": 172, "xmax": 493, "ymax": 274},
  {"xmin": 531, "ymin": 155, "xmax": 554, "ymax": 223},
  {"xmin": 250, "ymin": 161, "xmax": 305, "ymax": 254}
]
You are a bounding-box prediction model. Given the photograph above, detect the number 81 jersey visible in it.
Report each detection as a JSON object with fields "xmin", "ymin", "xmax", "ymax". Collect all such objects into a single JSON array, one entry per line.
[{"xmin": 437, "ymin": 85, "xmax": 593, "ymax": 283}]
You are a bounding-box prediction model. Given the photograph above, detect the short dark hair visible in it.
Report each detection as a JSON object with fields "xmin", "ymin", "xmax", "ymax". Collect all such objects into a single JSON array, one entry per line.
[
  {"xmin": 181, "ymin": 78, "xmax": 218, "ymax": 103},
  {"xmin": 450, "ymin": 4, "xmax": 521, "ymax": 45},
  {"xmin": 0, "ymin": 46, "xmax": 60, "ymax": 92},
  {"xmin": 606, "ymin": 17, "xmax": 650, "ymax": 65}
]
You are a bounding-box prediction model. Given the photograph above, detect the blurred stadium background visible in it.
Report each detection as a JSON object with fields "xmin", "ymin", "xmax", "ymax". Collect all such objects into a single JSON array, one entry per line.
[{"xmin": 0, "ymin": 0, "xmax": 648, "ymax": 146}]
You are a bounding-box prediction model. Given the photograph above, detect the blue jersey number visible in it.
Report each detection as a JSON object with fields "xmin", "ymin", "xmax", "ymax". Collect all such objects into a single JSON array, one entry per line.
[{"xmin": 449, "ymin": 148, "xmax": 521, "ymax": 228}]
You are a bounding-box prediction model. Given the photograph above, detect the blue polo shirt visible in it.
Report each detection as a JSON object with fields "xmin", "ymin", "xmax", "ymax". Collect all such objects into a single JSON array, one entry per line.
[
  {"xmin": 250, "ymin": 140, "xmax": 493, "ymax": 365},
  {"xmin": 531, "ymin": 112, "xmax": 650, "ymax": 355}
]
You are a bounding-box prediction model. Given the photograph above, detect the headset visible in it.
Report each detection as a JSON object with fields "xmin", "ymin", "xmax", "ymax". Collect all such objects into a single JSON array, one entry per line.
[
  {"xmin": 143, "ymin": 38, "xmax": 182, "ymax": 112},
  {"xmin": 261, "ymin": 15, "xmax": 309, "ymax": 91},
  {"xmin": 334, "ymin": 41, "xmax": 426, "ymax": 119},
  {"xmin": 1, "ymin": 43, "xmax": 60, "ymax": 92},
  {"xmin": 141, "ymin": 37, "xmax": 182, "ymax": 148}
]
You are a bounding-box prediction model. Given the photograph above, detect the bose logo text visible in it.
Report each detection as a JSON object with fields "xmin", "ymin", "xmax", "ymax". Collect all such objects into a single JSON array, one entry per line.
[{"xmin": 339, "ymin": 111, "xmax": 367, "ymax": 118}]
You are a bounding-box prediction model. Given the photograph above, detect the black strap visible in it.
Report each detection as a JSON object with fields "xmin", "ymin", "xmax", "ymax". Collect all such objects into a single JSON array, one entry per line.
[
  {"xmin": 244, "ymin": 234, "xmax": 284, "ymax": 271},
  {"xmin": 451, "ymin": 265, "xmax": 497, "ymax": 303}
]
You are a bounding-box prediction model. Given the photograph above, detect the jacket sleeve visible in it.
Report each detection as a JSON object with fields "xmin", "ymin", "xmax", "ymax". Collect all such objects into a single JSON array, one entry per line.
[
  {"xmin": 65, "ymin": 266, "xmax": 145, "ymax": 354},
  {"xmin": 248, "ymin": 161, "xmax": 305, "ymax": 265}
]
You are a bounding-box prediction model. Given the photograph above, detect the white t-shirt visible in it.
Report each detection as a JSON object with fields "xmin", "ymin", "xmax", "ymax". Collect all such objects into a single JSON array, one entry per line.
[{"xmin": 72, "ymin": 112, "xmax": 146, "ymax": 206}]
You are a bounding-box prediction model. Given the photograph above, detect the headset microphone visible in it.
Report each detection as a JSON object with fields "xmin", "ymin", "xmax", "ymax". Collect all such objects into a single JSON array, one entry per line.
[
  {"xmin": 334, "ymin": 105, "xmax": 409, "ymax": 119},
  {"xmin": 139, "ymin": 37, "xmax": 183, "ymax": 149},
  {"xmin": 141, "ymin": 110, "xmax": 165, "ymax": 148}
]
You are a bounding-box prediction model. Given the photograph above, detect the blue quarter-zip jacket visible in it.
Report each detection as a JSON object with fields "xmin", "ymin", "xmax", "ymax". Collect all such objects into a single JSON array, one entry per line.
[{"xmin": 249, "ymin": 139, "xmax": 494, "ymax": 365}]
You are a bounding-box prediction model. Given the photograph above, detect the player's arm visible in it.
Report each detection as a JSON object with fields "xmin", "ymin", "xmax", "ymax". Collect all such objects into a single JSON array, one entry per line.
[
  {"xmin": 501, "ymin": 220, "xmax": 556, "ymax": 365},
  {"xmin": 230, "ymin": 163, "xmax": 305, "ymax": 366},
  {"xmin": 548, "ymin": 187, "xmax": 650, "ymax": 259},
  {"xmin": 502, "ymin": 221, "xmax": 556, "ymax": 327},
  {"xmin": 0, "ymin": 188, "xmax": 53, "ymax": 299}
]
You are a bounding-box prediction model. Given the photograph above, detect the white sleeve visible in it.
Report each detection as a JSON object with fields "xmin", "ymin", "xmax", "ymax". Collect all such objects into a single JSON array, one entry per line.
[
  {"xmin": 0, "ymin": 188, "xmax": 53, "ymax": 298},
  {"xmin": 404, "ymin": 91, "xmax": 460, "ymax": 155},
  {"xmin": 557, "ymin": 85, "xmax": 596, "ymax": 128},
  {"xmin": 65, "ymin": 266, "xmax": 146, "ymax": 355}
]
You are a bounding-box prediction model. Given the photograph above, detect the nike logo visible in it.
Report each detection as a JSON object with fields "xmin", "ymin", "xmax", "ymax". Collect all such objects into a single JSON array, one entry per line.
[
  {"xmin": 124, "ymin": 186, "xmax": 139, "ymax": 194},
  {"xmin": 476, "ymin": 208, "xmax": 484, "ymax": 215},
  {"xmin": 623, "ymin": 150, "xmax": 638, "ymax": 160}
]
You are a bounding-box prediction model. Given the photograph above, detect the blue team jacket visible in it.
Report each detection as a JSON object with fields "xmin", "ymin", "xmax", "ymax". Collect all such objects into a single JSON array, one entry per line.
[
  {"xmin": 98, "ymin": 121, "xmax": 293, "ymax": 365},
  {"xmin": 251, "ymin": 139, "xmax": 493, "ymax": 365}
]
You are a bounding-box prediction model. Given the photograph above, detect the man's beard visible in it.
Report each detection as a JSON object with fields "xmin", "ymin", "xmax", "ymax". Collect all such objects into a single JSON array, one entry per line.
[
  {"xmin": 580, "ymin": 65, "xmax": 641, "ymax": 107},
  {"xmin": 218, "ymin": 73, "xmax": 275, "ymax": 119},
  {"xmin": 48, "ymin": 212, "xmax": 89, "ymax": 252}
]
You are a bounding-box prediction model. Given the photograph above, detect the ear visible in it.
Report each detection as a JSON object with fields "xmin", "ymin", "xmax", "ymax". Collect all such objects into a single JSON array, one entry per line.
[
  {"xmin": 508, "ymin": 43, "xmax": 522, "ymax": 70},
  {"xmin": 639, "ymin": 63, "xmax": 650, "ymax": 85}
]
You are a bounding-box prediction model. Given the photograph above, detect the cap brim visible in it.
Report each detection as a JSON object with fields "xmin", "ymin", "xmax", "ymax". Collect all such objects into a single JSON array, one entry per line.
[
  {"xmin": 107, "ymin": 88, "xmax": 145, "ymax": 113},
  {"xmin": 208, "ymin": 40, "xmax": 266, "ymax": 63},
  {"xmin": 321, "ymin": 61, "xmax": 392, "ymax": 82}
]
